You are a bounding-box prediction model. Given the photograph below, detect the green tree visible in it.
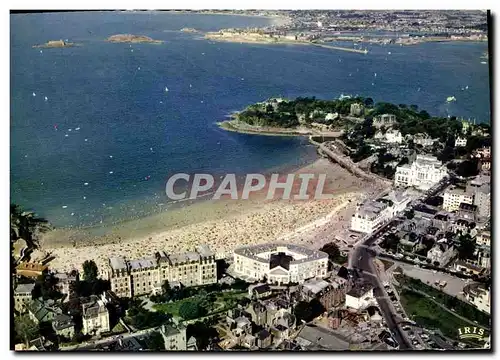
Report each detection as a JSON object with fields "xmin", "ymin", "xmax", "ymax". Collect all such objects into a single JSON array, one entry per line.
[
  {"xmin": 147, "ymin": 331, "xmax": 165, "ymax": 351},
  {"xmin": 319, "ymin": 242, "xmax": 346, "ymax": 268},
  {"xmin": 405, "ymin": 209, "xmax": 415, "ymax": 220},
  {"xmin": 457, "ymin": 235, "xmax": 476, "ymax": 260},
  {"xmin": 82, "ymin": 260, "xmax": 98, "ymax": 282},
  {"xmin": 32, "ymin": 272, "xmax": 62, "ymax": 300},
  {"xmin": 10, "ymin": 204, "xmax": 50, "ymax": 248},
  {"xmin": 363, "ymin": 97, "xmax": 374, "ymax": 108},
  {"xmin": 14, "ymin": 314, "xmax": 40, "ymax": 346},
  {"xmin": 179, "ymin": 299, "xmax": 207, "ymax": 320}
]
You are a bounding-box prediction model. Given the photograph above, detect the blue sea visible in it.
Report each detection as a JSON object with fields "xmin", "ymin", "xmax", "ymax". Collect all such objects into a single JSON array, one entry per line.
[{"xmin": 10, "ymin": 11, "xmax": 491, "ymax": 228}]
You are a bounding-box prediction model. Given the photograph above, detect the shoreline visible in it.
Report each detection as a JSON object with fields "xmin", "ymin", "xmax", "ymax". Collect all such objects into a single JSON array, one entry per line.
[
  {"xmin": 40, "ymin": 157, "xmax": 371, "ymax": 273},
  {"xmin": 203, "ymin": 33, "xmax": 369, "ymax": 54},
  {"xmin": 167, "ymin": 10, "xmax": 291, "ymax": 27},
  {"xmin": 217, "ymin": 119, "xmax": 344, "ymax": 138}
]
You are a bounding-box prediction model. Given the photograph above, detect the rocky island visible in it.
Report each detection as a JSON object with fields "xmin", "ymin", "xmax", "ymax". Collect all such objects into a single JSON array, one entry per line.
[
  {"xmin": 106, "ymin": 34, "xmax": 163, "ymax": 44},
  {"xmin": 33, "ymin": 40, "xmax": 75, "ymax": 48}
]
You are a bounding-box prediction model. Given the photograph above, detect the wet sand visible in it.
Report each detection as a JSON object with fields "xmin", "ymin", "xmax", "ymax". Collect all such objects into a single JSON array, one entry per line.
[{"xmin": 40, "ymin": 158, "xmax": 374, "ymax": 273}]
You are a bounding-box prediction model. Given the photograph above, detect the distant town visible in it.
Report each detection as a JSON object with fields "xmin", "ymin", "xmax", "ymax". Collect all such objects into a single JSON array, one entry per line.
[
  {"xmin": 189, "ymin": 10, "xmax": 488, "ymax": 46},
  {"xmin": 12, "ymin": 93, "xmax": 491, "ymax": 351}
]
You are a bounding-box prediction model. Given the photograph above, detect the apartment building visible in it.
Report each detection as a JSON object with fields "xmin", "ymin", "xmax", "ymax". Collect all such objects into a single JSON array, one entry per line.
[
  {"xmin": 351, "ymin": 190, "xmax": 411, "ymax": 234},
  {"xmin": 394, "ymin": 155, "xmax": 448, "ymax": 191},
  {"xmin": 442, "ymin": 186, "xmax": 474, "ymax": 212},
  {"xmin": 107, "ymin": 244, "xmax": 217, "ymax": 298}
]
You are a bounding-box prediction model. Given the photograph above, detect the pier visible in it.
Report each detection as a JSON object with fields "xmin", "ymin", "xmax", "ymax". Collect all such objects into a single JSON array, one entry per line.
[
  {"xmin": 311, "ymin": 42, "xmax": 369, "ymax": 54},
  {"xmin": 309, "ymin": 137, "xmax": 390, "ymax": 185}
]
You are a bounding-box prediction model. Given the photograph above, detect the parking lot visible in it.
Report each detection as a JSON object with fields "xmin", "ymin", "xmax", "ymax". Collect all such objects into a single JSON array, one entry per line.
[{"xmin": 397, "ymin": 263, "xmax": 468, "ymax": 299}]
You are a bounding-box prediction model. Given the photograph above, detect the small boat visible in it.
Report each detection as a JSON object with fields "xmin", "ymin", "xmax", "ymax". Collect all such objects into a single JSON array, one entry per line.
[
  {"xmin": 388, "ymin": 51, "xmax": 391, "ymax": 55},
  {"xmin": 75, "ymin": 127, "xmax": 80, "ymax": 131},
  {"xmin": 446, "ymin": 96, "xmax": 456, "ymax": 103},
  {"xmin": 417, "ymin": 87, "xmax": 421, "ymax": 92},
  {"xmin": 32, "ymin": 92, "xmax": 36, "ymax": 97},
  {"xmin": 165, "ymin": 87, "xmax": 169, "ymax": 92},
  {"xmin": 374, "ymin": 72, "xmax": 377, "ymax": 77},
  {"xmin": 481, "ymin": 61, "xmax": 487, "ymax": 64},
  {"xmin": 465, "ymin": 86, "xmax": 469, "ymax": 90},
  {"xmin": 44, "ymin": 96, "xmax": 48, "ymax": 101}
]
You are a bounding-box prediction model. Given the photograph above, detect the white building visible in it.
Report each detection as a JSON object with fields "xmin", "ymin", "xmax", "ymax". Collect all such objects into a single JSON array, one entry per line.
[
  {"xmin": 345, "ymin": 282, "xmax": 375, "ymax": 310},
  {"xmin": 351, "ymin": 200, "xmax": 391, "ymax": 234},
  {"xmin": 374, "ymin": 129, "xmax": 403, "ymax": 144},
  {"xmin": 463, "ymin": 282, "xmax": 490, "ymax": 314},
  {"xmin": 351, "ymin": 190, "xmax": 411, "ymax": 234},
  {"xmin": 160, "ymin": 324, "xmax": 187, "ymax": 351},
  {"xmin": 394, "ymin": 155, "xmax": 448, "ymax": 191},
  {"xmin": 384, "ymin": 129, "xmax": 403, "ymax": 144},
  {"xmin": 82, "ymin": 298, "xmax": 110, "ymax": 336},
  {"xmin": 412, "ymin": 133, "xmax": 437, "ymax": 147},
  {"xmin": 350, "ymin": 103, "xmax": 364, "ymax": 117},
  {"xmin": 442, "ymin": 186, "xmax": 474, "ymax": 212},
  {"xmin": 373, "ymin": 114, "xmax": 396, "ymax": 128},
  {"xmin": 476, "ymin": 231, "xmax": 491, "ymax": 247},
  {"xmin": 455, "ymin": 137, "xmax": 467, "ymax": 147},
  {"xmin": 233, "ymin": 243, "xmax": 328, "ymax": 285},
  {"xmin": 473, "ymin": 184, "xmax": 491, "ymax": 220},
  {"xmin": 426, "ymin": 243, "xmax": 456, "ymax": 266}
]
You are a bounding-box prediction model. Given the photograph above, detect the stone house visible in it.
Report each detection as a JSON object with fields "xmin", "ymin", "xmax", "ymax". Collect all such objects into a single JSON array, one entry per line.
[
  {"xmin": 52, "ymin": 313, "xmax": 75, "ymax": 339},
  {"xmin": 14, "ymin": 283, "xmax": 35, "ymax": 314},
  {"xmin": 426, "ymin": 243, "xmax": 456, "ymax": 266},
  {"xmin": 82, "ymin": 297, "xmax": 110, "ymax": 336},
  {"xmin": 160, "ymin": 324, "xmax": 187, "ymax": 351}
]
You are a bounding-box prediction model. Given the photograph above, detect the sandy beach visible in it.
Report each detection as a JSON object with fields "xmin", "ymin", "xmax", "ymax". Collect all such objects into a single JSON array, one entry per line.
[{"xmin": 40, "ymin": 158, "xmax": 374, "ymax": 274}]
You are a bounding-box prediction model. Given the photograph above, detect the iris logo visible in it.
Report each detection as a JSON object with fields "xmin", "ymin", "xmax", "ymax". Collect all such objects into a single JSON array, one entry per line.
[{"xmin": 457, "ymin": 326, "xmax": 488, "ymax": 341}]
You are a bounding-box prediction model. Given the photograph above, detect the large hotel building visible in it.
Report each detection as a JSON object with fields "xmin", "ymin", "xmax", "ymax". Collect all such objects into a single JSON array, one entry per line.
[
  {"xmin": 233, "ymin": 243, "xmax": 328, "ymax": 285},
  {"xmin": 107, "ymin": 244, "xmax": 217, "ymax": 298}
]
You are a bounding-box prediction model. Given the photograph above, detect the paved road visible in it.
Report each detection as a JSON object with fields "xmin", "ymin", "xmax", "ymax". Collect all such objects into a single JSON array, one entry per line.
[
  {"xmin": 348, "ymin": 176, "xmax": 455, "ymax": 350},
  {"xmin": 352, "ymin": 244, "xmax": 413, "ymax": 350}
]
